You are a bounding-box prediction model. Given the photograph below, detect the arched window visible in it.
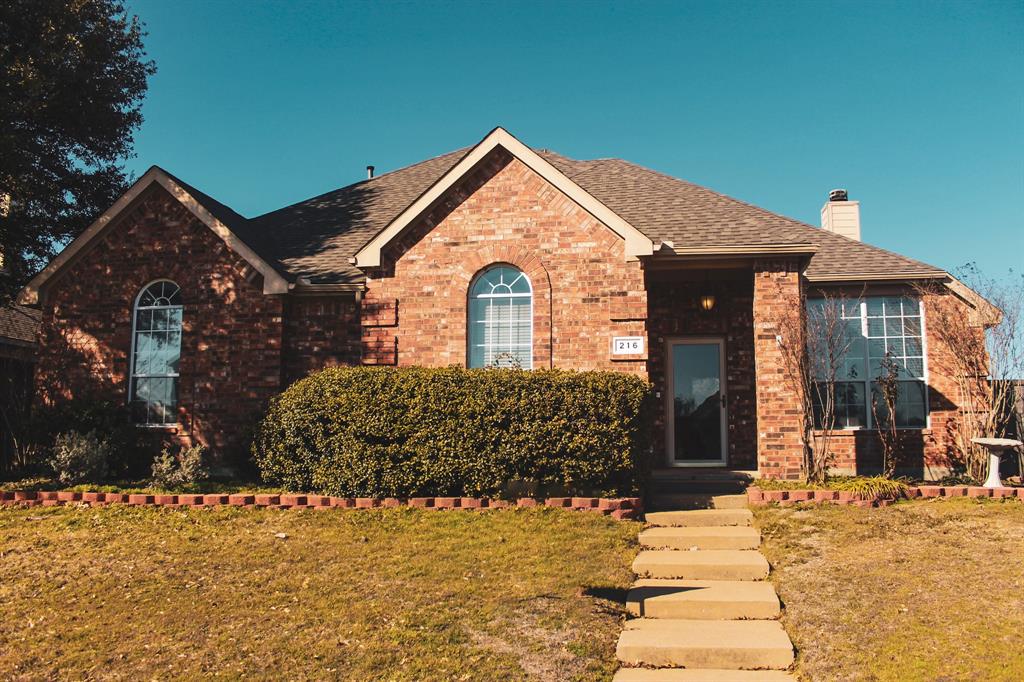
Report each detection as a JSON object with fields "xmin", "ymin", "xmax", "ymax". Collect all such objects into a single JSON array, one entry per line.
[
  {"xmin": 468, "ymin": 265, "xmax": 533, "ymax": 368},
  {"xmin": 129, "ymin": 280, "xmax": 183, "ymax": 425}
]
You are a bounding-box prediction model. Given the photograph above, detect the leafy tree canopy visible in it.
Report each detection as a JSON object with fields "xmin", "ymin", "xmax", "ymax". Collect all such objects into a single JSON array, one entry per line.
[{"xmin": 0, "ymin": 0, "xmax": 155, "ymax": 303}]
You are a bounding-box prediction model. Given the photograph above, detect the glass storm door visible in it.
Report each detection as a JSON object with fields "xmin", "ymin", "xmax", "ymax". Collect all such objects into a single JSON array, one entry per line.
[{"xmin": 667, "ymin": 339, "xmax": 727, "ymax": 466}]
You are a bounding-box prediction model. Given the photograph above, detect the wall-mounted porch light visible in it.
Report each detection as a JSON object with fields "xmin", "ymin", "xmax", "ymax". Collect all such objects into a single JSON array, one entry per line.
[{"xmin": 700, "ymin": 292, "xmax": 716, "ymax": 311}]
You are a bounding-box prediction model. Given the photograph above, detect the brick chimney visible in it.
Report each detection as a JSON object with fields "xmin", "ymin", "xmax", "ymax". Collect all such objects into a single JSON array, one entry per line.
[{"xmin": 820, "ymin": 189, "xmax": 861, "ymax": 241}]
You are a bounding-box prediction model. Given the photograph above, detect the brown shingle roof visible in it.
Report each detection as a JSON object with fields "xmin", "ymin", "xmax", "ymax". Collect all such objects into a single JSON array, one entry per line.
[
  {"xmin": 540, "ymin": 155, "xmax": 944, "ymax": 280},
  {"xmin": 169, "ymin": 143, "xmax": 946, "ymax": 285},
  {"xmin": 245, "ymin": 149, "xmax": 470, "ymax": 284},
  {"xmin": 0, "ymin": 304, "xmax": 41, "ymax": 346}
]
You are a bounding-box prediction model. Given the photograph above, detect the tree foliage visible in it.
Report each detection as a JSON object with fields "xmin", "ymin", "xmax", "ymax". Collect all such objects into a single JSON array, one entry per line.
[{"xmin": 0, "ymin": 0, "xmax": 155, "ymax": 302}]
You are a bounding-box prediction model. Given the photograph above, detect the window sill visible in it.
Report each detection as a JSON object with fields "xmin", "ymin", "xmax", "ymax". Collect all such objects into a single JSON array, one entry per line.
[{"xmin": 135, "ymin": 423, "xmax": 181, "ymax": 430}]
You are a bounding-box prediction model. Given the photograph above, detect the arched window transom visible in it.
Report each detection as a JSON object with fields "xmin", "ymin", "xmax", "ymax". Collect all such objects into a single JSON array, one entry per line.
[
  {"xmin": 468, "ymin": 265, "xmax": 533, "ymax": 368},
  {"xmin": 129, "ymin": 280, "xmax": 183, "ymax": 425}
]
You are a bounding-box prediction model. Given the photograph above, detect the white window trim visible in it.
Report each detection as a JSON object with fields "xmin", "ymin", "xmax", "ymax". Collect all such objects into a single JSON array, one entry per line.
[
  {"xmin": 468, "ymin": 266, "xmax": 534, "ymax": 369},
  {"xmin": 816, "ymin": 296, "xmax": 930, "ymax": 431},
  {"xmin": 128, "ymin": 279, "xmax": 183, "ymax": 427}
]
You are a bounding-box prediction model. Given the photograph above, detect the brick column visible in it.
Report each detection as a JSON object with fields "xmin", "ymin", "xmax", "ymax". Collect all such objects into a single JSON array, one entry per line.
[{"xmin": 752, "ymin": 259, "xmax": 806, "ymax": 479}]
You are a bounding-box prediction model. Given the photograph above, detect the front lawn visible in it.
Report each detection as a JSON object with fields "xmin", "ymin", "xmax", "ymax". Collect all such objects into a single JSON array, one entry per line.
[
  {"xmin": 756, "ymin": 498, "xmax": 1024, "ymax": 681},
  {"xmin": 0, "ymin": 506, "xmax": 639, "ymax": 681}
]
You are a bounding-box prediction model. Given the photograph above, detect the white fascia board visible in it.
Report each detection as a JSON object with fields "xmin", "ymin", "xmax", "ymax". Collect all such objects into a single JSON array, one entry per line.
[
  {"xmin": 18, "ymin": 168, "xmax": 289, "ymax": 304},
  {"xmin": 352, "ymin": 127, "xmax": 654, "ymax": 269}
]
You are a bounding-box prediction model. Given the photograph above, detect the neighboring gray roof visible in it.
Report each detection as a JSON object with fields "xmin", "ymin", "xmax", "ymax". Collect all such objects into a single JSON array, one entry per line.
[
  {"xmin": 164, "ymin": 143, "xmax": 946, "ymax": 285},
  {"xmin": 0, "ymin": 304, "xmax": 41, "ymax": 346}
]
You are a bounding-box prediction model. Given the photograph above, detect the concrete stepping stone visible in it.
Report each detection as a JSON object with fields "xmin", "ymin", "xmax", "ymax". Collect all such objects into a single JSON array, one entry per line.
[
  {"xmin": 613, "ymin": 667, "xmax": 796, "ymax": 681},
  {"xmin": 626, "ymin": 579, "xmax": 781, "ymax": 620},
  {"xmin": 640, "ymin": 526, "xmax": 761, "ymax": 551},
  {"xmin": 648, "ymin": 493, "xmax": 750, "ymax": 511},
  {"xmin": 646, "ymin": 508, "xmax": 753, "ymax": 528},
  {"xmin": 633, "ymin": 550, "xmax": 770, "ymax": 581},
  {"xmin": 616, "ymin": 618, "xmax": 795, "ymax": 670}
]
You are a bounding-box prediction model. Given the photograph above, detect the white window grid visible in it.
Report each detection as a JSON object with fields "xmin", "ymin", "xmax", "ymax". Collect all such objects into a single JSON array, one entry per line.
[
  {"xmin": 128, "ymin": 280, "xmax": 183, "ymax": 426},
  {"xmin": 832, "ymin": 296, "xmax": 929, "ymax": 430},
  {"xmin": 469, "ymin": 267, "xmax": 533, "ymax": 369}
]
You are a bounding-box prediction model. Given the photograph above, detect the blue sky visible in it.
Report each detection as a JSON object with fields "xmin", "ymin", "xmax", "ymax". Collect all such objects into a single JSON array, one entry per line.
[{"xmin": 125, "ymin": 0, "xmax": 1022, "ymax": 275}]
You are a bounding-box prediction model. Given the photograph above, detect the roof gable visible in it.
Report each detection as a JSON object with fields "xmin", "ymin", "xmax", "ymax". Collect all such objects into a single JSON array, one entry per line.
[
  {"xmin": 18, "ymin": 167, "xmax": 289, "ymax": 305},
  {"xmin": 352, "ymin": 127, "xmax": 655, "ymax": 269}
]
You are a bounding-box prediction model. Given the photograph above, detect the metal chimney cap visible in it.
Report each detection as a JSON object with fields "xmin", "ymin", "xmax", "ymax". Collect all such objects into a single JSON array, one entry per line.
[
  {"xmin": 366, "ymin": 165, "xmax": 375, "ymax": 179},
  {"xmin": 829, "ymin": 188, "xmax": 849, "ymax": 202}
]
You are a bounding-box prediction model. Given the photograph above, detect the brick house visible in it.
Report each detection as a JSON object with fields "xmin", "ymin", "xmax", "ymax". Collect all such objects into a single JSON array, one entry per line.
[
  {"xmin": 18, "ymin": 127, "xmax": 993, "ymax": 479},
  {"xmin": 0, "ymin": 304, "xmax": 40, "ymax": 470}
]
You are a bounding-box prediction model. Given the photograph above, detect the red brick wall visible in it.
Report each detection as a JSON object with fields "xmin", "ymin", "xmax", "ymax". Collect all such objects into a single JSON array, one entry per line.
[
  {"xmin": 282, "ymin": 296, "xmax": 361, "ymax": 385},
  {"xmin": 36, "ymin": 186, "xmax": 284, "ymax": 460},
  {"xmin": 362, "ymin": 149, "xmax": 648, "ymax": 373},
  {"xmin": 752, "ymin": 259, "xmax": 805, "ymax": 479},
  {"xmin": 646, "ymin": 270, "xmax": 757, "ymax": 470}
]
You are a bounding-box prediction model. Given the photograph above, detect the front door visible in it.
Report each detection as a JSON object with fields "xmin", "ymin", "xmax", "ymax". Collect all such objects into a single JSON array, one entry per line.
[{"xmin": 666, "ymin": 338, "xmax": 727, "ymax": 466}]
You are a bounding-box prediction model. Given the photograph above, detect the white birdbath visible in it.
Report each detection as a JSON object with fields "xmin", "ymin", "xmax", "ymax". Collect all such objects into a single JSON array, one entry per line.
[{"xmin": 971, "ymin": 437, "xmax": 1023, "ymax": 488}]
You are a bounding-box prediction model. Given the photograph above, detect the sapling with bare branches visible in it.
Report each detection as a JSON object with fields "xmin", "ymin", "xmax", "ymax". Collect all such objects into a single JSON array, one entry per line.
[
  {"xmin": 914, "ymin": 265, "xmax": 1024, "ymax": 481},
  {"xmin": 776, "ymin": 286, "xmax": 857, "ymax": 483},
  {"xmin": 872, "ymin": 351, "xmax": 902, "ymax": 478}
]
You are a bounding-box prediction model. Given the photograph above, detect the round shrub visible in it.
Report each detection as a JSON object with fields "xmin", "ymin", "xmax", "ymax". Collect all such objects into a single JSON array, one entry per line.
[{"xmin": 252, "ymin": 366, "xmax": 653, "ymax": 498}]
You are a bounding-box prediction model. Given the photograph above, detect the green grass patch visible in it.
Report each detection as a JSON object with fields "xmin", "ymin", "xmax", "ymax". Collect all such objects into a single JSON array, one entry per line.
[
  {"xmin": 756, "ymin": 498, "xmax": 1024, "ymax": 681},
  {"xmin": 0, "ymin": 505, "xmax": 639, "ymax": 680}
]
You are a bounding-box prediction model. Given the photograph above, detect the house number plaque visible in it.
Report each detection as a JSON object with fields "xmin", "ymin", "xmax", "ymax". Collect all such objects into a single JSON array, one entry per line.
[{"xmin": 612, "ymin": 336, "xmax": 644, "ymax": 355}]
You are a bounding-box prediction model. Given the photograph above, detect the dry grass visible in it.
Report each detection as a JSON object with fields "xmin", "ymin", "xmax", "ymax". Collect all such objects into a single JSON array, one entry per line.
[
  {"xmin": 755, "ymin": 498, "xmax": 1024, "ymax": 681},
  {"xmin": 0, "ymin": 505, "xmax": 640, "ymax": 681}
]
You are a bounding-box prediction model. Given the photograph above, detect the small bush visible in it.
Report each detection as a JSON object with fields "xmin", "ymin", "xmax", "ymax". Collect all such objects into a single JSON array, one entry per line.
[
  {"xmin": 48, "ymin": 431, "xmax": 111, "ymax": 485},
  {"xmin": 755, "ymin": 475, "xmax": 910, "ymax": 499},
  {"xmin": 831, "ymin": 476, "xmax": 909, "ymax": 499},
  {"xmin": 253, "ymin": 366, "xmax": 653, "ymax": 498},
  {"xmin": 150, "ymin": 444, "xmax": 209, "ymax": 489},
  {"xmin": 30, "ymin": 398, "xmax": 161, "ymax": 478}
]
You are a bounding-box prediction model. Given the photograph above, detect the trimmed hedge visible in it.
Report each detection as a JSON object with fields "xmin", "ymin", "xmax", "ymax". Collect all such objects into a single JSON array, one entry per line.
[{"xmin": 252, "ymin": 366, "xmax": 653, "ymax": 498}]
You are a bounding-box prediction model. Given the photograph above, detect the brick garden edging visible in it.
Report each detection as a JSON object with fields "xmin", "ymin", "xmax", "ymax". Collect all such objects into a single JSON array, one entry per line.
[
  {"xmin": 0, "ymin": 491, "xmax": 643, "ymax": 520},
  {"xmin": 747, "ymin": 485, "xmax": 1024, "ymax": 508}
]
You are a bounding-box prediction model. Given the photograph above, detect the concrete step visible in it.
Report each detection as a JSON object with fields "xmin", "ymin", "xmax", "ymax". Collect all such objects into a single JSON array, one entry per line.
[
  {"xmin": 646, "ymin": 508, "xmax": 753, "ymax": 528},
  {"xmin": 626, "ymin": 579, "xmax": 781, "ymax": 620},
  {"xmin": 649, "ymin": 469, "xmax": 755, "ymax": 483},
  {"xmin": 614, "ymin": 667, "xmax": 796, "ymax": 681},
  {"xmin": 616, "ymin": 618, "xmax": 794, "ymax": 670},
  {"xmin": 648, "ymin": 494, "xmax": 749, "ymax": 512},
  {"xmin": 640, "ymin": 526, "xmax": 760, "ymax": 551},
  {"xmin": 633, "ymin": 550, "xmax": 770, "ymax": 581},
  {"xmin": 648, "ymin": 483, "xmax": 749, "ymax": 496}
]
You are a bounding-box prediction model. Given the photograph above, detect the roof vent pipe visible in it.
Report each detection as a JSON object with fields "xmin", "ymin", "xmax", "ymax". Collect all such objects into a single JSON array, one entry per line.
[{"xmin": 366, "ymin": 165, "xmax": 375, "ymax": 179}]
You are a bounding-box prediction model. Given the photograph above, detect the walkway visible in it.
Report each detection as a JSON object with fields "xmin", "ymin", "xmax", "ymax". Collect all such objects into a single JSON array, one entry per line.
[{"xmin": 614, "ymin": 495, "xmax": 795, "ymax": 680}]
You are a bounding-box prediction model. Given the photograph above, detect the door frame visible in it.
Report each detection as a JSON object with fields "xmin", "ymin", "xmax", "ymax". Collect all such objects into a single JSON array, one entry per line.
[{"xmin": 665, "ymin": 336, "xmax": 728, "ymax": 467}]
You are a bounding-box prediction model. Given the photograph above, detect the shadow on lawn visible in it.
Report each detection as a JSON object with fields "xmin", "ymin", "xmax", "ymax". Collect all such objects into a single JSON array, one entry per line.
[{"xmin": 583, "ymin": 586, "xmax": 628, "ymax": 607}]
